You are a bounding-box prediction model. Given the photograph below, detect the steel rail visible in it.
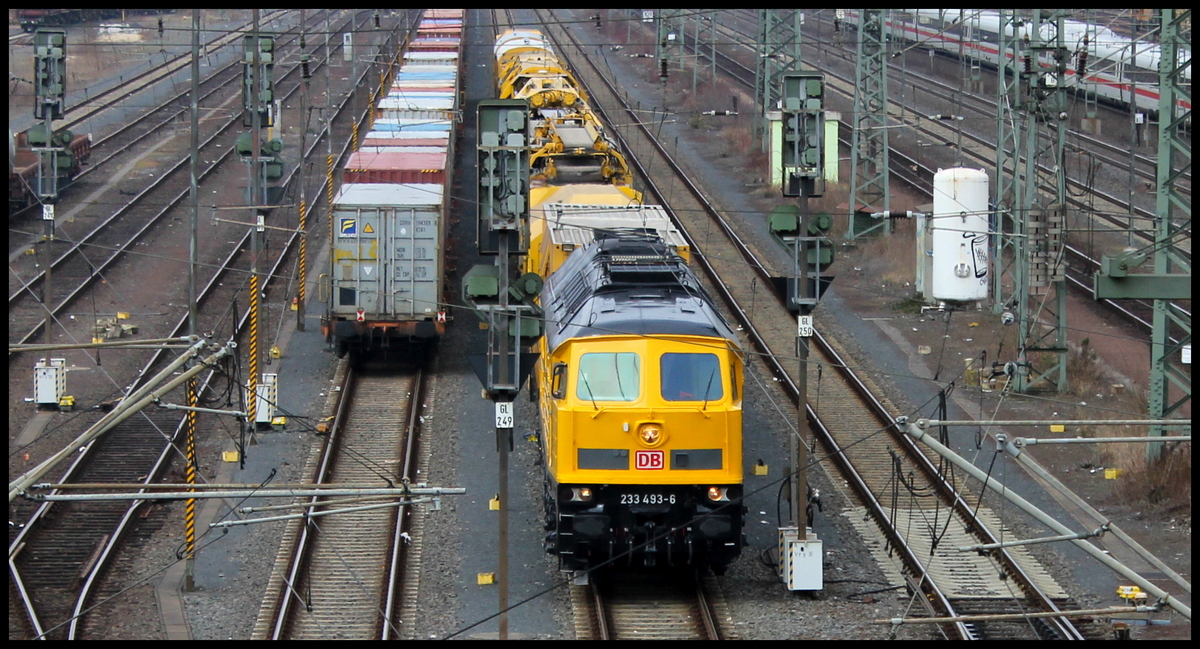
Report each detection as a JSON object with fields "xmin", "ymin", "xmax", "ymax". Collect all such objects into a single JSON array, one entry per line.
[{"xmin": 8, "ymin": 11, "xmax": 390, "ymax": 638}]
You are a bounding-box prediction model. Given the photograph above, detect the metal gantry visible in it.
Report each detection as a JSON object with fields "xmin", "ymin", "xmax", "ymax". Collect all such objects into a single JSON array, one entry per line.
[
  {"xmin": 754, "ymin": 10, "xmax": 803, "ymax": 152},
  {"xmin": 1147, "ymin": 8, "xmax": 1192, "ymax": 456},
  {"xmin": 992, "ymin": 9, "xmax": 1022, "ymax": 314},
  {"xmin": 1093, "ymin": 9, "xmax": 1193, "ymax": 459},
  {"xmin": 846, "ymin": 9, "xmax": 891, "ymax": 240},
  {"xmin": 994, "ymin": 10, "xmax": 1071, "ymax": 393}
]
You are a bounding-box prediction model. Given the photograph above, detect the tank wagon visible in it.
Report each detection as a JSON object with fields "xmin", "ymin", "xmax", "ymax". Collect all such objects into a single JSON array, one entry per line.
[
  {"xmin": 494, "ymin": 28, "xmax": 746, "ymax": 575},
  {"xmin": 325, "ymin": 9, "xmax": 463, "ymax": 358}
]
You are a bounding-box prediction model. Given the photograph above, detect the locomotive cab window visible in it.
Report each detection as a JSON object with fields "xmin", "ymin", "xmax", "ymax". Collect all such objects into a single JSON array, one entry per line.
[
  {"xmin": 551, "ymin": 362, "xmax": 568, "ymax": 399},
  {"xmin": 576, "ymin": 352, "xmax": 640, "ymax": 401},
  {"xmin": 660, "ymin": 353, "xmax": 723, "ymax": 402}
]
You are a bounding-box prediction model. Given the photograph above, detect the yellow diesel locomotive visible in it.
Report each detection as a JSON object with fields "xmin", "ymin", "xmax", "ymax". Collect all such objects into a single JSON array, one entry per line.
[{"xmin": 494, "ymin": 29, "xmax": 745, "ymax": 574}]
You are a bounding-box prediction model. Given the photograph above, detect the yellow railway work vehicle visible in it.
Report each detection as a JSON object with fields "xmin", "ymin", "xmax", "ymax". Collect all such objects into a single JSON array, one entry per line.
[
  {"xmin": 534, "ymin": 232, "xmax": 745, "ymax": 574},
  {"xmin": 492, "ymin": 27, "xmax": 744, "ymax": 575},
  {"xmin": 494, "ymin": 29, "xmax": 587, "ymax": 108},
  {"xmin": 523, "ymin": 182, "xmax": 686, "ymax": 280},
  {"xmin": 494, "ymin": 29, "xmax": 631, "ymax": 186}
]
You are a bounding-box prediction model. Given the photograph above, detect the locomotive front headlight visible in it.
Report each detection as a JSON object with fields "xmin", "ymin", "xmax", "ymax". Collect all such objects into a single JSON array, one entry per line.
[
  {"xmin": 563, "ymin": 486, "xmax": 594, "ymax": 502},
  {"xmin": 707, "ymin": 486, "xmax": 729, "ymax": 502},
  {"xmin": 638, "ymin": 423, "xmax": 663, "ymax": 446}
]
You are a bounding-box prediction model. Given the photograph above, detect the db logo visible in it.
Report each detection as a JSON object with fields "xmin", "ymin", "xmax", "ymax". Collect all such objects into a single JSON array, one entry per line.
[{"xmin": 635, "ymin": 450, "xmax": 664, "ymax": 470}]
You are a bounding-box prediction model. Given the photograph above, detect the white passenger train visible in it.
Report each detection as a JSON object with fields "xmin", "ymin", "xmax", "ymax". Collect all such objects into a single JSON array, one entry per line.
[{"xmin": 851, "ymin": 9, "xmax": 1191, "ymax": 121}]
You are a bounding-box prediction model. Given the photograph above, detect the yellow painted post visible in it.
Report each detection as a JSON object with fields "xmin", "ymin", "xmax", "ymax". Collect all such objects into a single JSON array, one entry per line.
[
  {"xmin": 248, "ymin": 273, "xmax": 259, "ymax": 435},
  {"xmin": 184, "ymin": 376, "xmax": 198, "ymax": 591},
  {"xmin": 298, "ymin": 199, "xmax": 307, "ymax": 326}
]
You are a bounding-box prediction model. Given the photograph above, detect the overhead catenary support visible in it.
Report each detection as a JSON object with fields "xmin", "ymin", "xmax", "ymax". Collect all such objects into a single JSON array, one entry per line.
[
  {"xmin": 296, "ymin": 8, "xmax": 311, "ymax": 332},
  {"xmin": 994, "ymin": 10, "xmax": 1071, "ymax": 393},
  {"xmin": 10, "ymin": 339, "xmax": 232, "ymax": 502},
  {"xmin": 27, "ymin": 485, "xmax": 465, "ymax": 502},
  {"xmin": 1090, "ymin": 9, "xmax": 1193, "ymax": 460},
  {"xmin": 902, "ymin": 419, "xmax": 1191, "ymax": 620},
  {"xmin": 186, "ymin": 9, "xmax": 203, "ymax": 591},
  {"xmin": 754, "ymin": 9, "xmax": 803, "ymax": 153},
  {"xmin": 846, "ymin": 9, "xmax": 890, "ymax": 240},
  {"xmin": 1146, "ymin": 8, "xmax": 1191, "ymax": 460},
  {"xmin": 992, "ymin": 10, "xmax": 1021, "ymax": 314},
  {"xmin": 990, "ymin": 431, "xmax": 1192, "ymax": 594}
]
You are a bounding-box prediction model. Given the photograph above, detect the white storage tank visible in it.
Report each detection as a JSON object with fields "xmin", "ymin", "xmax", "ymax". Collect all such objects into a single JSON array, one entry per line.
[{"xmin": 931, "ymin": 167, "xmax": 989, "ymax": 302}]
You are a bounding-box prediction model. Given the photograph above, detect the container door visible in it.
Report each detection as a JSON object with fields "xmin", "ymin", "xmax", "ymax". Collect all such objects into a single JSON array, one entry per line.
[
  {"xmin": 355, "ymin": 208, "xmax": 383, "ymax": 315},
  {"xmin": 386, "ymin": 207, "xmax": 438, "ymax": 317},
  {"xmin": 333, "ymin": 206, "xmax": 383, "ymax": 315}
]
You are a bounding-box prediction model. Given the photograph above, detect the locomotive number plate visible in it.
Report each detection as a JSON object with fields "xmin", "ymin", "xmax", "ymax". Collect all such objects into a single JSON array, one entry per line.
[{"xmin": 620, "ymin": 493, "xmax": 676, "ymax": 506}]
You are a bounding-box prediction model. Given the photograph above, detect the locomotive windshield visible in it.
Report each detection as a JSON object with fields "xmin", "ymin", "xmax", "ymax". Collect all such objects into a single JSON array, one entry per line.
[
  {"xmin": 660, "ymin": 353, "xmax": 723, "ymax": 402},
  {"xmin": 577, "ymin": 352, "xmax": 640, "ymax": 401}
]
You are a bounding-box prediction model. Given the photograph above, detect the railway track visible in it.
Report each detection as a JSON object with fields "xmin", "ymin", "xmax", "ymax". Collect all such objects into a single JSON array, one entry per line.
[
  {"xmin": 9, "ymin": 410, "xmax": 182, "ymax": 640},
  {"xmin": 571, "ymin": 570, "xmax": 728, "ymax": 640},
  {"xmin": 8, "ymin": 11, "xmax": 419, "ymax": 639},
  {"xmin": 256, "ymin": 361, "xmax": 428, "ymax": 639},
  {"xmin": 8, "ymin": 11, "xmax": 300, "ymax": 229},
  {"xmin": 8, "ymin": 11, "xmax": 296, "ymax": 220},
  {"xmin": 53, "ymin": 10, "xmax": 291, "ymax": 138},
  {"xmin": 714, "ymin": 9, "xmax": 1189, "ymax": 244},
  {"xmin": 536, "ymin": 10, "xmax": 1092, "ymax": 640},
  {"xmin": 8, "ymin": 10, "xmax": 360, "ymax": 348}
]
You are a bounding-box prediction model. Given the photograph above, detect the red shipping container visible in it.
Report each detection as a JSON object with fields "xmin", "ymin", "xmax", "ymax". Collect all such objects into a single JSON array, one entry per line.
[
  {"xmin": 408, "ymin": 38, "xmax": 461, "ymax": 52},
  {"xmin": 344, "ymin": 151, "xmax": 448, "ymax": 185},
  {"xmin": 361, "ymin": 137, "xmax": 449, "ymax": 149},
  {"xmin": 418, "ymin": 27, "xmax": 462, "ymax": 38},
  {"xmin": 390, "ymin": 85, "xmax": 457, "ymax": 96}
]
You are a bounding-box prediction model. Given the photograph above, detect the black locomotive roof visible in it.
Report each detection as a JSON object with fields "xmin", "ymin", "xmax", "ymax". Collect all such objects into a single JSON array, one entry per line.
[{"xmin": 541, "ymin": 232, "xmax": 740, "ymax": 351}]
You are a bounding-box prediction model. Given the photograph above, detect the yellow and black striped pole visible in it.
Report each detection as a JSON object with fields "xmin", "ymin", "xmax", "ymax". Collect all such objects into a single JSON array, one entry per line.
[
  {"xmin": 247, "ymin": 271, "xmax": 259, "ymax": 443},
  {"xmin": 184, "ymin": 376, "xmax": 198, "ymax": 591},
  {"xmin": 327, "ymin": 152, "xmax": 335, "ymax": 265},
  {"xmin": 326, "ymin": 154, "xmax": 335, "ymax": 217},
  {"xmin": 367, "ymin": 101, "xmax": 375, "ymax": 134},
  {"xmin": 297, "ymin": 199, "xmax": 307, "ymax": 331}
]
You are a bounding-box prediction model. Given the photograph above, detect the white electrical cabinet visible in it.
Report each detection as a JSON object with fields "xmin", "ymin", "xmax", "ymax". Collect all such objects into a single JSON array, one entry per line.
[
  {"xmin": 778, "ymin": 526, "xmax": 823, "ymax": 591},
  {"xmin": 254, "ymin": 373, "xmax": 278, "ymax": 424},
  {"xmin": 34, "ymin": 358, "xmax": 67, "ymax": 406}
]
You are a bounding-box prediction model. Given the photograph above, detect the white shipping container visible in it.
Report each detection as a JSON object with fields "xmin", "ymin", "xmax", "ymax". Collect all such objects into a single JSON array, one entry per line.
[{"xmin": 331, "ymin": 183, "xmax": 445, "ymax": 320}]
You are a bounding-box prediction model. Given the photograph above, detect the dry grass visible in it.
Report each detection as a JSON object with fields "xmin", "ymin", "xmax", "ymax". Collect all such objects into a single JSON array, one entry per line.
[
  {"xmin": 1067, "ymin": 340, "xmax": 1191, "ymax": 511},
  {"xmin": 1065, "ymin": 338, "xmax": 1108, "ymax": 400},
  {"xmin": 857, "ymin": 218, "xmax": 916, "ymax": 287},
  {"xmin": 1107, "ymin": 432, "xmax": 1192, "ymax": 511}
]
